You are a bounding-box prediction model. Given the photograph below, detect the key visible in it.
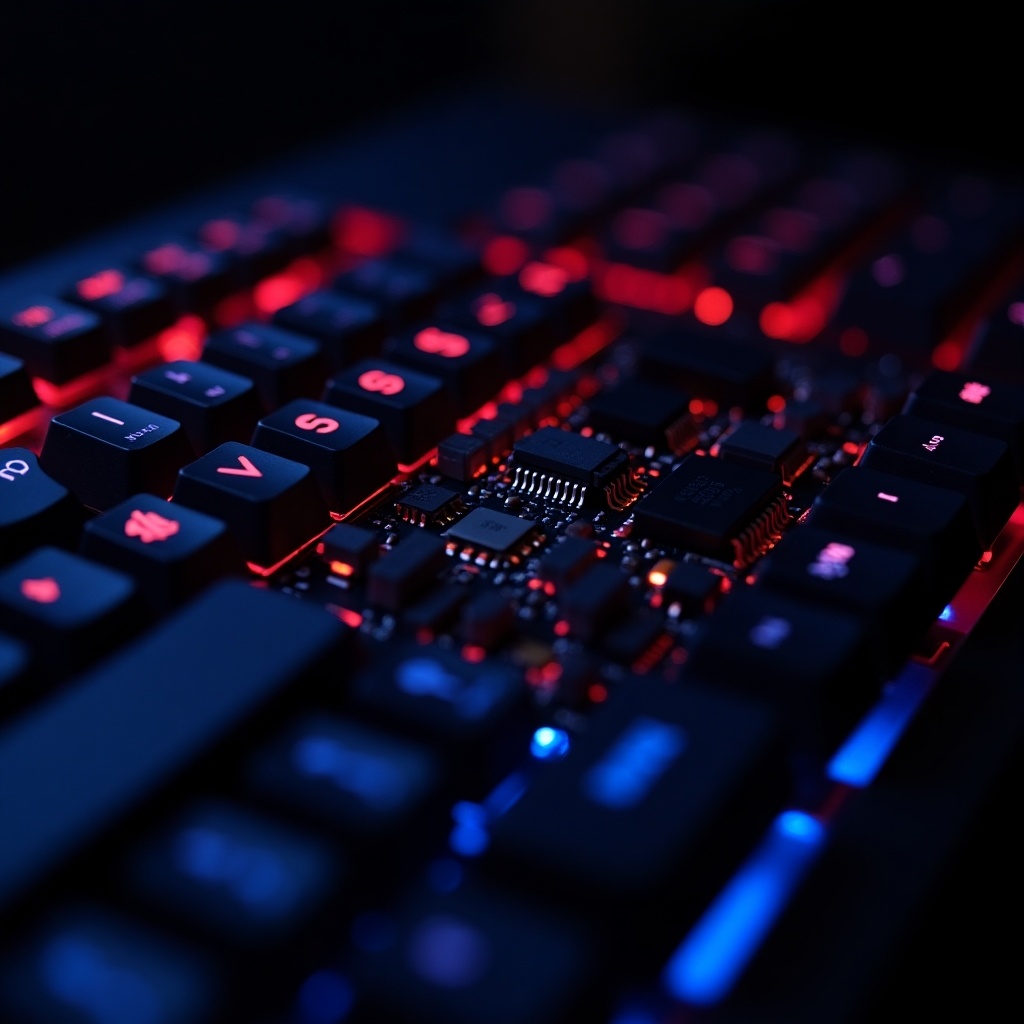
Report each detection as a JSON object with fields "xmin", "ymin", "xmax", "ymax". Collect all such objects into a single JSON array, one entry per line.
[
  {"xmin": 249, "ymin": 713, "xmax": 443, "ymax": 839},
  {"xmin": 384, "ymin": 325, "xmax": 505, "ymax": 415},
  {"xmin": 138, "ymin": 238, "xmax": 236, "ymax": 312},
  {"xmin": 489, "ymin": 679, "xmax": 786, "ymax": 926},
  {"xmin": 365, "ymin": 531, "xmax": 448, "ymax": 611},
  {"xmin": 0, "ymin": 353, "xmax": 40, "ymax": 434},
  {"xmin": 202, "ymin": 322, "xmax": 328, "ymax": 411},
  {"xmin": 807, "ymin": 466, "xmax": 981, "ymax": 604},
  {"xmin": 965, "ymin": 288, "xmax": 1024, "ymax": 386},
  {"xmin": 272, "ymin": 290, "xmax": 386, "ymax": 371},
  {"xmin": 858, "ymin": 414, "xmax": 1018, "ymax": 546},
  {"xmin": 127, "ymin": 800, "xmax": 337, "ymax": 944},
  {"xmin": 197, "ymin": 213, "xmax": 290, "ymax": 282},
  {"xmin": 172, "ymin": 442, "xmax": 330, "ymax": 568},
  {"xmin": 754, "ymin": 525, "xmax": 933, "ymax": 672},
  {"xmin": 349, "ymin": 876, "xmax": 596, "ymax": 1024},
  {"xmin": 39, "ymin": 397, "xmax": 192, "ymax": 511},
  {"xmin": 250, "ymin": 191, "xmax": 332, "ymax": 257},
  {"xmin": 0, "ymin": 906, "xmax": 215, "ymax": 1024},
  {"xmin": 332, "ymin": 257, "xmax": 443, "ymax": 323},
  {"xmin": 322, "ymin": 359, "xmax": 455, "ymax": 466},
  {"xmin": 0, "ymin": 296, "xmax": 108, "ymax": 384},
  {"xmin": 440, "ymin": 285, "xmax": 561, "ymax": 373},
  {"xmin": 902, "ymin": 368, "xmax": 1024, "ymax": 481},
  {"xmin": 0, "ymin": 449, "xmax": 82, "ymax": 566},
  {"xmin": 63, "ymin": 266, "xmax": 177, "ymax": 348},
  {"xmin": 396, "ymin": 227, "xmax": 481, "ymax": 292},
  {"xmin": 79, "ymin": 494, "xmax": 241, "ymax": 614},
  {"xmin": 0, "ymin": 546, "xmax": 142, "ymax": 679},
  {"xmin": 637, "ymin": 329, "xmax": 777, "ymax": 409},
  {"xmin": 0, "ymin": 579, "xmax": 348, "ymax": 906},
  {"xmin": 251, "ymin": 399, "xmax": 396, "ymax": 513},
  {"xmin": 128, "ymin": 359, "xmax": 261, "ymax": 455},
  {"xmin": 685, "ymin": 585, "xmax": 883, "ymax": 756}
]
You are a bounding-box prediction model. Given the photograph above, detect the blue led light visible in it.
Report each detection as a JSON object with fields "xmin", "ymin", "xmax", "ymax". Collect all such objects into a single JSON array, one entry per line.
[
  {"xmin": 663, "ymin": 811, "xmax": 826, "ymax": 1007},
  {"xmin": 828, "ymin": 662, "xmax": 932, "ymax": 787},
  {"xmin": 939, "ymin": 604, "xmax": 956, "ymax": 622},
  {"xmin": 531, "ymin": 726, "xmax": 570, "ymax": 760}
]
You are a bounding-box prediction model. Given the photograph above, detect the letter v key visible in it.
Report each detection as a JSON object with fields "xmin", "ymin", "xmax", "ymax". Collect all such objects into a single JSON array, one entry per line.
[{"xmin": 217, "ymin": 455, "xmax": 262, "ymax": 477}]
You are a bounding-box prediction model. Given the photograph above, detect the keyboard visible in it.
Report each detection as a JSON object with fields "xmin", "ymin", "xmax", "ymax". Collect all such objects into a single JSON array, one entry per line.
[{"xmin": 1, "ymin": 88, "xmax": 1022, "ymax": 1024}]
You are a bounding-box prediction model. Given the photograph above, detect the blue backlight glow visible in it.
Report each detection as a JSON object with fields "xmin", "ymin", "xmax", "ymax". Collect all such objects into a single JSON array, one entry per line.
[
  {"xmin": 531, "ymin": 726, "xmax": 570, "ymax": 760},
  {"xmin": 663, "ymin": 811, "xmax": 825, "ymax": 1006}
]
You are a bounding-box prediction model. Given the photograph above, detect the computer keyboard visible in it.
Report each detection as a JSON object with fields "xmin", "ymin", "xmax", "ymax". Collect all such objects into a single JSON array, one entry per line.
[{"xmin": 0, "ymin": 89, "xmax": 1022, "ymax": 1024}]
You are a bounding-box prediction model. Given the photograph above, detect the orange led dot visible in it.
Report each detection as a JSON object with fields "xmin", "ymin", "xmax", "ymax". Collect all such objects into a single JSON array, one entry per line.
[
  {"xmin": 329, "ymin": 561, "xmax": 355, "ymax": 577},
  {"xmin": 693, "ymin": 286, "xmax": 734, "ymax": 326},
  {"xmin": 647, "ymin": 559, "xmax": 675, "ymax": 588}
]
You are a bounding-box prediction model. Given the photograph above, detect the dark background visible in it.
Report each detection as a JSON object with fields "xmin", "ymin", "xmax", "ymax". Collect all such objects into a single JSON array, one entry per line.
[{"xmin": 1, "ymin": 0, "xmax": 1018, "ymax": 268}]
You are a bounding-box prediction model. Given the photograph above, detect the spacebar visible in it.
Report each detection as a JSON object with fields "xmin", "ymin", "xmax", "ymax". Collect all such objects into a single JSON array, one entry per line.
[{"xmin": 0, "ymin": 579, "xmax": 348, "ymax": 907}]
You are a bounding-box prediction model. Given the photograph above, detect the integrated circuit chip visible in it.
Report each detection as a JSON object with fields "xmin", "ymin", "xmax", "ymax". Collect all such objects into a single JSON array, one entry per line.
[
  {"xmin": 508, "ymin": 426, "xmax": 643, "ymax": 510},
  {"xmin": 395, "ymin": 484, "xmax": 465, "ymax": 526},
  {"xmin": 632, "ymin": 455, "xmax": 788, "ymax": 566},
  {"xmin": 445, "ymin": 506, "xmax": 545, "ymax": 566},
  {"xmin": 586, "ymin": 378, "xmax": 697, "ymax": 453}
]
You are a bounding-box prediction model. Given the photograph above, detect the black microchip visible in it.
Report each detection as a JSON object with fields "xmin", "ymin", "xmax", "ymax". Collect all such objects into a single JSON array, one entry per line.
[
  {"xmin": 445, "ymin": 506, "xmax": 543, "ymax": 564},
  {"xmin": 717, "ymin": 421, "xmax": 808, "ymax": 482},
  {"xmin": 509, "ymin": 426, "xmax": 642, "ymax": 510},
  {"xmin": 395, "ymin": 484, "xmax": 464, "ymax": 526},
  {"xmin": 633, "ymin": 455, "xmax": 785, "ymax": 564},
  {"xmin": 586, "ymin": 379, "xmax": 695, "ymax": 452}
]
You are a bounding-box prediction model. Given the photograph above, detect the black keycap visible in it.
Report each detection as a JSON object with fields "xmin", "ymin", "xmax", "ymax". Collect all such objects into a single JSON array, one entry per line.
[
  {"xmin": 202, "ymin": 322, "xmax": 328, "ymax": 411},
  {"xmin": 138, "ymin": 238, "xmax": 236, "ymax": 311},
  {"xmin": 0, "ymin": 580, "xmax": 348, "ymax": 906},
  {"xmin": 807, "ymin": 466, "xmax": 981, "ymax": 604},
  {"xmin": 490, "ymin": 679, "xmax": 786, "ymax": 917},
  {"xmin": 637, "ymin": 330, "xmax": 777, "ymax": 409},
  {"xmin": 397, "ymin": 227, "xmax": 481, "ymax": 292},
  {"xmin": 0, "ymin": 546, "xmax": 142, "ymax": 678},
  {"xmin": 250, "ymin": 191, "xmax": 332, "ymax": 257},
  {"xmin": 365, "ymin": 531, "xmax": 448, "ymax": 611},
  {"xmin": 80, "ymin": 493, "xmax": 241, "ymax": 614},
  {"xmin": 0, "ymin": 296, "xmax": 108, "ymax": 384},
  {"xmin": 63, "ymin": 266, "xmax": 176, "ymax": 348},
  {"xmin": 559, "ymin": 563, "xmax": 630, "ymax": 642},
  {"xmin": 632, "ymin": 455, "xmax": 784, "ymax": 562},
  {"xmin": 249, "ymin": 713, "xmax": 442, "ymax": 838},
  {"xmin": 350, "ymin": 877, "xmax": 595, "ymax": 1024},
  {"xmin": 128, "ymin": 800, "xmax": 337, "ymax": 944},
  {"xmin": 965, "ymin": 287, "xmax": 1024, "ymax": 386},
  {"xmin": 436, "ymin": 432, "xmax": 489, "ymax": 480},
  {"xmin": 0, "ymin": 449, "xmax": 82, "ymax": 565},
  {"xmin": 717, "ymin": 420, "xmax": 808, "ymax": 482},
  {"xmin": 318, "ymin": 522, "xmax": 379, "ymax": 577},
  {"xmin": 272, "ymin": 290, "xmax": 386, "ymax": 370},
  {"xmin": 858, "ymin": 414, "xmax": 1018, "ymax": 546},
  {"xmin": 40, "ymin": 397, "xmax": 192, "ymax": 512},
  {"xmin": 384, "ymin": 324, "xmax": 505, "ymax": 415},
  {"xmin": 685, "ymin": 585, "xmax": 884, "ymax": 755},
  {"xmin": 128, "ymin": 359, "xmax": 261, "ymax": 455},
  {"xmin": 440, "ymin": 284, "xmax": 560, "ymax": 372},
  {"xmin": 251, "ymin": 398, "xmax": 395, "ymax": 513},
  {"xmin": 754, "ymin": 525, "xmax": 933, "ymax": 671},
  {"xmin": 323, "ymin": 358, "xmax": 455, "ymax": 466},
  {"xmin": 902, "ymin": 369, "xmax": 1024, "ymax": 481},
  {"xmin": 332, "ymin": 257, "xmax": 442, "ymax": 322},
  {"xmin": 586, "ymin": 377, "xmax": 696, "ymax": 452},
  {"xmin": 173, "ymin": 442, "xmax": 330, "ymax": 568},
  {"xmin": 197, "ymin": 213, "xmax": 290, "ymax": 282},
  {"xmin": 0, "ymin": 353, "xmax": 40, "ymax": 432},
  {"xmin": 0, "ymin": 906, "xmax": 215, "ymax": 1024},
  {"xmin": 515, "ymin": 258, "xmax": 599, "ymax": 337}
]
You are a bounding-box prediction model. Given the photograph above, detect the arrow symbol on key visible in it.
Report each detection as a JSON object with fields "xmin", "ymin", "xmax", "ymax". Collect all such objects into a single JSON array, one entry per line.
[{"xmin": 217, "ymin": 455, "xmax": 262, "ymax": 477}]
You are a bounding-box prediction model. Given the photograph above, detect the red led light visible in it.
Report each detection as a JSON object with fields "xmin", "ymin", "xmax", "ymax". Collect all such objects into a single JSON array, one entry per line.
[
  {"xmin": 519, "ymin": 261, "xmax": 568, "ymax": 298},
  {"xmin": 473, "ymin": 293, "xmax": 516, "ymax": 327},
  {"xmin": 553, "ymin": 620, "xmax": 571, "ymax": 637},
  {"xmin": 931, "ymin": 340, "xmax": 961, "ymax": 371},
  {"xmin": 541, "ymin": 246, "xmax": 589, "ymax": 281},
  {"xmin": 21, "ymin": 577, "xmax": 61, "ymax": 604},
  {"xmin": 77, "ymin": 269, "xmax": 125, "ymax": 301},
  {"xmin": 593, "ymin": 262, "xmax": 698, "ymax": 316},
  {"xmin": 481, "ymin": 235, "xmax": 529, "ymax": 276},
  {"xmin": 332, "ymin": 206, "xmax": 404, "ymax": 257},
  {"xmin": 295, "ymin": 412, "xmax": 340, "ymax": 434},
  {"xmin": 413, "ymin": 327, "xmax": 470, "ymax": 358},
  {"xmin": 693, "ymin": 286, "xmax": 734, "ymax": 326},
  {"xmin": 124, "ymin": 509, "xmax": 180, "ymax": 544},
  {"xmin": 329, "ymin": 560, "xmax": 355, "ymax": 578},
  {"xmin": 11, "ymin": 305, "xmax": 54, "ymax": 328},
  {"xmin": 156, "ymin": 315, "xmax": 206, "ymax": 363},
  {"xmin": 461, "ymin": 644, "xmax": 487, "ymax": 663},
  {"xmin": 213, "ymin": 294, "xmax": 253, "ymax": 328},
  {"xmin": 337, "ymin": 607, "xmax": 363, "ymax": 629},
  {"xmin": 587, "ymin": 683, "xmax": 608, "ymax": 703},
  {"xmin": 766, "ymin": 394, "xmax": 786, "ymax": 413}
]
